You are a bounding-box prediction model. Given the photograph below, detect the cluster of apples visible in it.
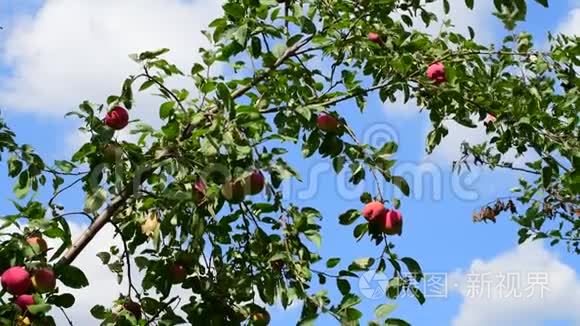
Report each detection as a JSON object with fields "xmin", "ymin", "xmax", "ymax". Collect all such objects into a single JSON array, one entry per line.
[
  {"xmin": 0, "ymin": 235, "xmax": 56, "ymax": 317},
  {"xmin": 362, "ymin": 201, "xmax": 403, "ymax": 236},
  {"xmin": 220, "ymin": 169, "xmax": 266, "ymax": 204}
]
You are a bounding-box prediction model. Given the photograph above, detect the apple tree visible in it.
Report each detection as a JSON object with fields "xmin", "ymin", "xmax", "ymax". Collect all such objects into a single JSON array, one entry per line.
[{"xmin": 0, "ymin": 0, "xmax": 577, "ymax": 325}]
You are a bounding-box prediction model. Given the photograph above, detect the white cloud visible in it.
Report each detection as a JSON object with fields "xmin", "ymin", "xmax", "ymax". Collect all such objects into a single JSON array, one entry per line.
[
  {"xmin": 0, "ymin": 0, "xmax": 223, "ymax": 124},
  {"xmin": 420, "ymin": 0, "xmax": 496, "ymax": 44},
  {"xmin": 47, "ymin": 223, "xmax": 126, "ymax": 325},
  {"xmin": 450, "ymin": 241, "xmax": 580, "ymax": 326},
  {"xmin": 556, "ymin": 7, "xmax": 580, "ymax": 36}
]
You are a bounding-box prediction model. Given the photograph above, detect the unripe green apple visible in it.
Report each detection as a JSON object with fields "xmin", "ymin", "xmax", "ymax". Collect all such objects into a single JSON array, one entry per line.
[{"xmin": 26, "ymin": 235, "xmax": 47, "ymax": 255}]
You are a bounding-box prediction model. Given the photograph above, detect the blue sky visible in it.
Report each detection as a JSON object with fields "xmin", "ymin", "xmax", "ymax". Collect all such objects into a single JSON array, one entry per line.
[{"xmin": 0, "ymin": 1, "xmax": 579, "ymax": 325}]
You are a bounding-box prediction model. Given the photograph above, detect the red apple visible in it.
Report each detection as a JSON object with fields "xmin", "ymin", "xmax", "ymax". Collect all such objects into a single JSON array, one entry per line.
[
  {"xmin": 367, "ymin": 32, "xmax": 382, "ymax": 44},
  {"xmin": 123, "ymin": 300, "xmax": 142, "ymax": 320},
  {"xmin": 379, "ymin": 209, "xmax": 403, "ymax": 235},
  {"xmin": 484, "ymin": 113, "xmax": 497, "ymax": 124},
  {"xmin": 245, "ymin": 170, "xmax": 265, "ymax": 195},
  {"xmin": 15, "ymin": 294, "xmax": 35, "ymax": 312},
  {"xmin": 176, "ymin": 252, "xmax": 195, "ymax": 265},
  {"xmin": 251, "ymin": 310, "xmax": 271, "ymax": 325},
  {"xmin": 192, "ymin": 179, "xmax": 207, "ymax": 204},
  {"xmin": 362, "ymin": 201, "xmax": 386, "ymax": 222},
  {"xmin": 1, "ymin": 266, "xmax": 31, "ymax": 295},
  {"xmin": 104, "ymin": 106, "xmax": 129, "ymax": 130},
  {"xmin": 426, "ymin": 62, "xmax": 446, "ymax": 84},
  {"xmin": 221, "ymin": 179, "xmax": 245, "ymax": 204},
  {"xmin": 316, "ymin": 114, "xmax": 338, "ymax": 132},
  {"xmin": 26, "ymin": 235, "xmax": 47, "ymax": 255},
  {"xmin": 169, "ymin": 263, "xmax": 187, "ymax": 284},
  {"xmin": 31, "ymin": 268, "xmax": 56, "ymax": 293}
]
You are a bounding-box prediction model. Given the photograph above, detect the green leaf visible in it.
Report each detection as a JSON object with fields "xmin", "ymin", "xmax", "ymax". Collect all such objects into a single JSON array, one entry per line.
[
  {"xmin": 353, "ymin": 223, "xmax": 368, "ymax": 239},
  {"xmin": 54, "ymin": 160, "xmax": 76, "ymax": 173},
  {"xmin": 375, "ymin": 303, "xmax": 397, "ymax": 318},
  {"xmin": 385, "ymin": 318, "xmax": 411, "ymax": 326},
  {"xmin": 56, "ymin": 265, "xmax": 89, "ymax": 289},
  {"xmin": 326, "ymin": 258, "xmax": 340, "ymax": 268},
  {"xmin": 84, "ymin": 188, "xmax": 107, "ymax": 214},
  {"xmin": 273, "ymin": 43, "xmax": 287, "ymax": 58},
  {"xmin": 401, "ymin": 257, "xmax": 423, "ymax": 281},
  {"xmin": 90, "ymin": 305, "xmax": 107, "ymax": 319},
  {"xmin": 159, "ymin": 101, "xmax": 175, "ymax": 119},
  {"xmin": 339, "ymin": 209, "xmax": 360, "ymax": 225},
  {"xmin": 296, "ymin": 106, "xmax": 311, "ymax": 121},
  {"xmin": 534, "ymin": 0, "xmax": 548, "ymax": 8},
  {"xmin": 96, "ymin": 252, "xmax": 111, "ymax": 265},
  {"xmin": 305, "ymin": 230, "xmax": 322, "ymax": 248},
  {"xmin": 391, "ymin": 176, "xmax": 410, "ymax": 196},
  {"xmin": 333, "ymin": 156, "xmax": 346, "ymax": 173},
  {"xmin": 337, "ymin": 278, "xmax": 351, "ymax": 295},
  {"xmin": 410, "ymin": 286, "xmax": 426, "ymax": 305},
  {"xmin": 344, "ymin": 307, "xmax": 362, "ymax": 321},
  {"xmin": 27, "ymin": 304, "xmax": 52, "ymax": 315},
  {"xmin": 465, "ymin": 0, "xmax": 474, "ymax": 10},
  {"xmin": 269, "ymin": 252, "xmax": 287, "ymax": 262},
  {"xmin": 351, "ymin": 257, "xmax": 375, "ymax": 270},
  {"xmin": 377, "ymin": 141, "xmax": 398, "ymax": 156},
  {"xmin": 541, "ymin": 166, "xmax": 552, "ymax": 188},
  {"xmin": 48, "ymin": 293, "xmax": 75, "ymax": 308}
]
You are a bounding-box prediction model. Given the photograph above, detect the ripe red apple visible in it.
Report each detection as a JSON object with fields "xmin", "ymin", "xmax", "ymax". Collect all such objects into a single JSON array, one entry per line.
[
  {"xmin": 251, "ymin": 310, "xmax": 271, "ymax": 325},
  {"xmin": 367, "ymin": 32, "xmax": 382, "ymax": 44},
  {"xmin": 123, "ymin": 300, "xmax": 142, "ymax": 320},
  {"xmin": 221, "ymin": 179, "xmax": 245, "ymax": 204},
  {"xmin": 169, "ymin": 263, "xmax": 187, "ymax": 284},
  {"xmin": 26, "ymin": 235, "xmax": 47, "ymax": 255},
  {"xmin": 104, "ymin": 106, "xmax": 129, "ymax": 130},
  {"xmin": 176, "ymin": 252, "xmax": 195, "ymax": 265},
  {"xmin": 123, "ymin": 300, "xmax": 141, "ymax": 320},
  {"xmin": 31, "ymin": 268, "xmax": 56, "ymax": 293},
  {"xmin": 426, "ymin": 62, "xmax": 446, "ymax": 84},
  {"xmin": 484, "ymin": 113, "xmax": 497, "ymax": 124},
  {"xmin": 15, "ymin": 294, "xmax": 35, "ymax": 312},
  {"xmin": 1, "ymin": 266, "xmax": 31, "ymax": 295},
  {"xmin": 379, "ymin": 209, "xmax": 403, "ymax": 235},
  {"xmin": 316, "ymin": 114, "xmax": 338, "ymax": 132},
  {"xmin": 192, "ymin": 179, "xmax": 207, "ymax": 204},
  {"xmin": 245, "ymin": 170, "xmax": 265, "ymax": 195},
  {"xmin": 362, "ymin": 201, "xmax": 386, "ymax": 222},
  {"xmin": 103, "ymin": 143, "xmax": 123, "ymax": 163}
]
